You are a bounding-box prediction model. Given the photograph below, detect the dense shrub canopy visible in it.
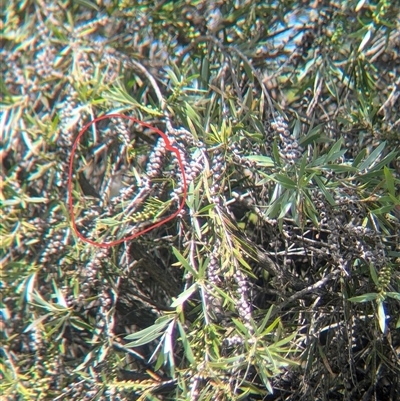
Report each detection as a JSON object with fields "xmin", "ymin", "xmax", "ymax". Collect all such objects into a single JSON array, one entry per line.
[{"xmin": 1, "ymin": 1, "xmax": 399, "ymax": 400}]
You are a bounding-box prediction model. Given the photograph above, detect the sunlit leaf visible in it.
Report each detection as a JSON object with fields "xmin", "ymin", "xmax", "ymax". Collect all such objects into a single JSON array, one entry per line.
[
  {"xmin": 369, "ymin": 264, "xmax": 380, "ymax": 287},
  {"xmin": 358, "ymin": 142, "xmax": 386, "ymax": 171},
  {"xmin": 348, "ymin": 293, "xmax": 379, "ymax": 302},
  {"xmin": 172, "ymin": 246, "xmax": 198, "ymax": 277},
  {"xmin": 377, "ymin": 300, "xmax": 386, "ymax": 334},
  {"xmin": 171, "ymin": 284, "xmax": 198, "ymax": 308}
]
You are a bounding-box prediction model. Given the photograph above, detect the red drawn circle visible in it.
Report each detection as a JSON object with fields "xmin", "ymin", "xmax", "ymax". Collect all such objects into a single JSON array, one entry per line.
[{"xmin": 68, "ymin": 114, "xmax": 187, "ymax": 248}]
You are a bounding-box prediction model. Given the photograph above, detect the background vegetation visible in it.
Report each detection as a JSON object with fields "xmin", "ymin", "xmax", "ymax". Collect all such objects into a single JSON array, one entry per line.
[{"xmin": 1, "ymin": 0, "xmax": 399, "ymax": 400}]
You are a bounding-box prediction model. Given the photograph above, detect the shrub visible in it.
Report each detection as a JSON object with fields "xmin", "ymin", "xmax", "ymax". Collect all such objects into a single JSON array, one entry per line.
[{"xmin": 1, "ymin": 1, "xmax": 399, "ymax": 400}]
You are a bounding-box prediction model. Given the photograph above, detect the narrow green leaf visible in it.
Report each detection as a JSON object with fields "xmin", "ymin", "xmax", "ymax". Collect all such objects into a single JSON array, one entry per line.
[
  {"xmin": 97, "ymin": 218, "xmax": 122, "ymax": 227},
  {"xmin": 31, "ymin": 291, "xmax": 55, "ymax": 311},
  {"xmin": 275, "ymin": 174, "xmax": 297, "ymax": 189},
  {"xmin": 193, "ymin": 216, "xmax": 203, "ymax": 239},
  {"xmin": 370, "ymin": 205, "xmax": 394, "ymax": 215},
  {"xmin": 326, "ymin": 138, "xmax": 343, "ymax": 160},
  {"xmin": 325, "ymin": 77, "xmax": 338, "ymax": 98},
  {"xmin": 70, "ymin": 317, "xmax": 93, "ymax": 332},
  {"xmin": 201, "ymin": 54, "xmax": 210, "ymax": 85},
  {"xmin": 384, "ymin": 166, "xmax": 395, "ymax": 197},
  {"xmin": 279, "ymin": 193, "xmax": 294, "ymax": 219},
  {"xmin": 176, "ymin": 321, "xmax": 195, "ymax": 364},
  {"xmin": 386, "ymin": 292, "xmax": 400, "ymax": 301},
  {"xmin": 171, "ymin": 284, "xmax": 197, "ymax": 308},
  {"xmin": 355, "ymin": 0, "xmax": 367, "ymax": 12},
  {"xmin": 74, "ymin": 0, "xmax": 99, "ymax": 11},
  {"xmin": 186, "ymin": 115, "xmax": 198, "ymax": 139},
  {"xmin": 292, "ymin": 118, "xmax": 301, "ymax": 139},
  {"xmin": 358, "ymin": 26, "xmax": 372, "ymax": 52},
  {"xmin": 313, "ymin": 175, "xmax": 336, "ymax": 206},
  {"xmin": 172, "ymin": 246, "xmax": 198, "ymax": 277},
  {"xmin": 369, "ymin": 264, "xmax": 380, "ymax": 287},
  {"xmin": 257, "ymin": 306, "xmax": 274, "ymax": 335},
  {"xmin": 198, "ymin": 204, "xmax": 215, "ymax": 214},
  {"xmin": 23, "ymin": 273, "xmax": 37, "ymax": 302},
  {"xmin": 184, "ymin": 101, "xmax": 201, "ymax": 125},
  {"xmin": 303, "ymin": 191, "xmax": 319, "ymax": 226},
  {"xmin": 273, "ymin": 331, "xmax": 297, "ymax": 347},
  {"xmin": 325, "ymin": 149, "xmax": 347, "ymax": 163},
  {"xmin": 352, "ymin": 148, "xmax": 367, "ymax": 167},
  {"xmin": 244, "ymin": 86, "xmax": 254, "ymax": 110},
  {"xmin": 125, "ymin": 329, "xmax": 165, "ymax": 348},
  {"xmin": 325, "ymin": 164, "xmax": 358, "ymax": 173},
  {"xmin": 24, "ymin": 197, "xmax": 48, "ymax": 204},
  {"xmin": 368, "ymin": 149, "xmax": 397, "ymax": 172},
  {"xmin": 266, "ymin": 193, "xmax": 286, "ymax": 219},
  {"xmin": 377, "ymin": 300, "xmax": 386, "ymax": 334},
  {"xmin": 28, "ymin": 162, "xmax": 57, "ymax": 181},
  {"xmin": 232, "ymin": 317, "xmax": 251, "ymax": 336},
  {"xmin": 154, "ymin": 348, "xmax": 165, "ymax": 371},
  {"xmin": 242, "ymin": 58, "xmax": 254, "ymax": 84},
  {"xmin": 258, "ymin": 366, "xmax": 273, "ymax": 394},
  {"xmin": 163, "ymin": 321, "xmax": 176, "ymax": 375},
  {"xmin": 209, "ymin": 355, "xmax": 245, "ymax": 368},
  {"xmin": 23, "ymin": 313, "xmax": 52, "ymax": 333},
  {"xmin": 166, "ymin": 67, "xmax": 180, "ymax": 86},
  {"xmin": 53, "ymin": 280, "xmax": 68, "ymax": 308},
  {"xmin": 261, "ymin": 317, "xmax": 280, "ymax": 336},
  {"xmin": 298, "ymin": 123, "xmax": 325, "ymax": 147},
  {"xmin": 348, "ymin": 293, "xmax": 379, "ymax": 302},
  {"xmin": 298, "ymin": 153, "xmax": 308, "ymax": 180},
  {"xmin": 125, "ymin": 317, "xmax": 172, "ymax": 341},
  {"xmin": 246, "ymin": 155, "xmax": 274, "ymax": 167},
  {"xmin": 272, "ymin": 139, "xmax": 282, "ymax": 166},
  {"xmin": 358, "ymin": 142, "xmax": 386, "ymax": 171}
]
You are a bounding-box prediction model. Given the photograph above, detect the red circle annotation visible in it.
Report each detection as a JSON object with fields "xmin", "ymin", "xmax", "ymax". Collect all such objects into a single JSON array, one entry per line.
[{"xmin": 68, "ymin": 113, "xmax": 187, "ymax": 248}]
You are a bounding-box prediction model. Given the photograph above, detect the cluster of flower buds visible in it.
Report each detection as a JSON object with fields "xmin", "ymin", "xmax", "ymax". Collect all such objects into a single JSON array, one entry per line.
[
  {"xmin": 233, "ymin": 269, "xmax": 253, "ymax": 334},
  {"xmin": 81, "ymin": 248, "xmax": 110, "ymax": 293},
  {"xmin": 169, "ymin": 127, "xmax": 206, "ymax": 208},
  {"xmin": 270, "ymin": 114, "xmax": 303, "ymax": 165},
  {"xmin": 313, "ymin": 188, "xmax": 391, "ymax": 275}
]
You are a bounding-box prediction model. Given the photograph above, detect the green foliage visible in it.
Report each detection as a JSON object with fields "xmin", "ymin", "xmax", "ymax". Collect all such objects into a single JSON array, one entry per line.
[{"xmin": 1, "ymin": 0, "xmax": 400, "ymax": 400}]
